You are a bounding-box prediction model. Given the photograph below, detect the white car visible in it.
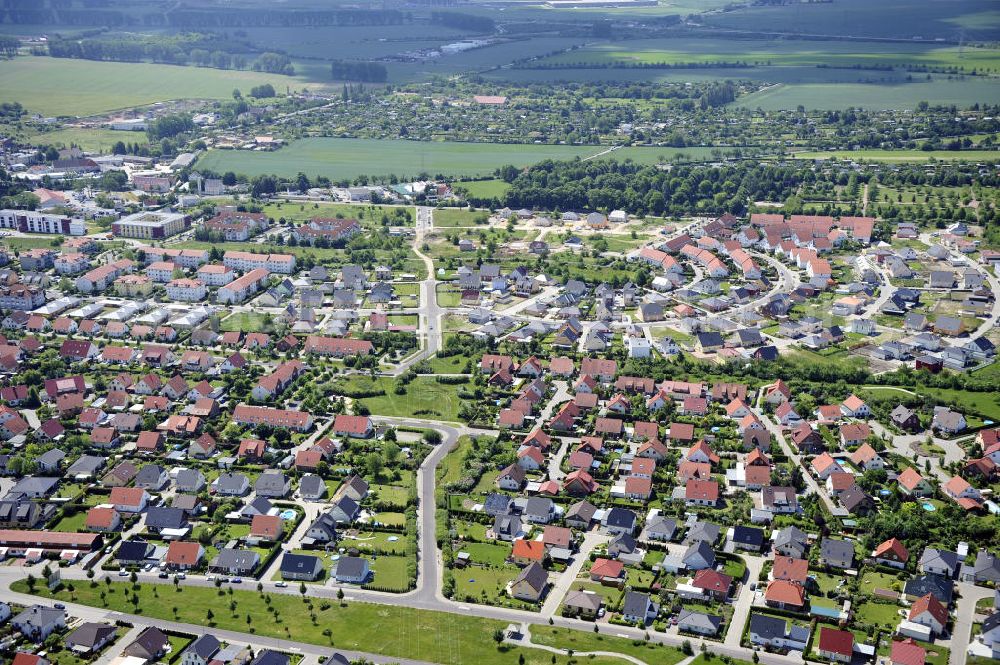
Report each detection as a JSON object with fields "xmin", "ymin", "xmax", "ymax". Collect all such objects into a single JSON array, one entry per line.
[{"xmin": 275, "ymin": 581, "xmax": 288, "ymax": 588}]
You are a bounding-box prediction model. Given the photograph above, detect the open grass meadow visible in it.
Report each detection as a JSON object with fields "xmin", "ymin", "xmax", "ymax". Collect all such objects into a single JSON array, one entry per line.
[
  {"xmin": 334, "ymin": 374, "xmax": 467, "ymax": 421},
  {"xmin": 12, "ymin": 580, "xmax": 636, "ymax": 665},
  {"xmin": 735, "ymin": 77, "xmax": 1000, "ymax": 110},
  {"xmin": 194, "ymin": 138, "xmax": 679, "ymax": 181},
  {"xmin": 538, "ymin": 38, "xmax": 1000, "ymax": 73},
  {"xmin": 0, "ymin": 56, "xmax": 326, "ymax": 117},
  {"xmin": 698, "ymin": 0, "xmax": 1000, "ymax": 41}
]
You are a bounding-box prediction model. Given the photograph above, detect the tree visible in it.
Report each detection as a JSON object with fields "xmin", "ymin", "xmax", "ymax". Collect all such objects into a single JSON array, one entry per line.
[
  {"xmin": 492, "ymin": 629, "xmax": 504, "ymax": 646},
  {"xmin": 299, "ymin": 582, "xmax": 307, "ymax": 596}
]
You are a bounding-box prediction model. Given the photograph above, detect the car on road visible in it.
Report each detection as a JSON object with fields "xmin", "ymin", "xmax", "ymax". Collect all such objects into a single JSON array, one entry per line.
[
  {"xmin": 54, "ymin": 603, "xmax": 65, "ymax": 610},
  {"xmin": 174, "ymin": 573, "xmax": 186, "ymax": 580},
  {"xmin": 118, "ymin": 569, "xmax": 129, "ymax": 577},
  {"xmin": 275, "ymin": 581, "xmax": 288, "ymax": 588},
  {"xmin": 231, "ymin": 577, "xmax": 242, "ymax": 584},
  {"xmin": 158, "ymin": 571, "xmax": 169, "ymax": 579}
]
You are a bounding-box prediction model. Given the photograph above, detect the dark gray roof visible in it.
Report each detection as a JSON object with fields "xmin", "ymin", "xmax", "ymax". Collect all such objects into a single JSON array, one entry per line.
[
  {"xmin": 187, "ymin": 634, "xmax": 221, "ymax": 659},
  {"xmin": 65, "ymin": 622, "xmax": 116, "ymax": 649},
  {"xmin": 563, "ymin": 589, "xmax": 603, "ymax": 611},
  {"xmin": 254, "ymin": 471, "xmax": 288, "ymax": 494},
  {"xmin": 514, "ymin": 561, "xmax": 548, "ymax": 593},
  {"xmin": 145, "ymin": 506, "xmax": 187, "ymax": 530},
  {"xmin": 8, "ymin": 476, "xmax": 60, "ymax": 497},
  {"xmin": 280, "ymin": 552, "xmax": 323, "ymax": 576},
  {"xmin": 135, "ymin": 465, "xmax": 166, "ymax": 488},
  {"xmin": 566, "ymin": 499, "xmax": 596, "ymax": 522},
  {"xmin": 116, "ymin": 540, "xmax": 154, "ymax": 562},
  {"xmin": 210, "ymin": 548, "xmax": 258, "ymax": 572},
  {"xmin": 683, "ymin": 540, "xmax": 716, "ymax": 567},
  {"xmin": 621, "ymin": 591, "xmax": 650, "ymax": 617},
  {"xmin": 299, "ymin": 474, "xmax": 325, "ymax": 498},
  {"xmin": 820, "ymin": 538, "xmax": 854, "ymax": 566},
  {"xmin": 124, "ymin": 627, "xmax": 169, "ymax": 659},
  {"xmin": 250, "ymin": 650, "xmax": 289, "ymax": 665},
  {"xmin": 677, "ymin": 609, "xmax": 721, "ymax": 633},
  {"xmin": 483, "ymin": 492, "xmax": 512, "ymax": 515},
  {"xmin": 174, "ymin": 468, "xmax": 205, "ymax": 492},
  {"xmin": 904, "ymin": 573, "xmax": 953, "ymax": 604},
  {"xmin": 684, "ymin": 521, "xmax": 720, "ymax": 545},
  {"xmin": 66, "ymin": 454, "xmax": 105, "ymax": 476},
  {"xmin": 750, "ymin": 613, "xmax": 800, "ymax": 642},
  {"xmin": 919, "ymin": 547, "xmax": 959, "ymax": 573},
  {"xmin": 604, "ymin": 507, "xmax": 636, "ymax": 529},
  {"xmin": 335, "ymin": 556, "xmax": 368, "ymax": 579},
  {"xmin": 732, "ymin": 525, "xmax": 764, "ymax": 548}
]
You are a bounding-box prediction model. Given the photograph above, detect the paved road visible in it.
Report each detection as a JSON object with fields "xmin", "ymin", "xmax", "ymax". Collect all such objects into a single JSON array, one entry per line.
[
  {"xmin": 950, "ymin": 582, "xmax": 994, "ymax": 665},
  {"xmin": 751, "ymin": 390, "xmax": 842, "ymax": 516},
  {"xmin": 387, "ymin": 206, "xmax": 442, "ymax": 376},
  {"xmin": 723, "ymin": 554, "xmax": 764, "ymax": 647},
  {"xmin": 538, "ymin": 530, "xmax": 608, "ymax": 618}
]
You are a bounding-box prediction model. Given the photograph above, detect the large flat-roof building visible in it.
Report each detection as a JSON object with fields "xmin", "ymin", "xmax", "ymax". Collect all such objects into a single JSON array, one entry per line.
[
  {"xmin": 112, "ymin": 211, "xmax": 189, "ymax": 240},
  {"xmin": 0, "ymin": 209, "xmax": 86, "ymax": 236}
]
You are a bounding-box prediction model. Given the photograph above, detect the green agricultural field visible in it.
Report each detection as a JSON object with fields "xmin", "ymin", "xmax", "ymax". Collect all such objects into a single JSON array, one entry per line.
[
  {"xmin": 0, "ymin": 56, "xmax": 325, "ymax": 117},
  {"xmin": 538, "ymin": 38, "xmax": 1000, "ymax": 73},
  {"xmin": 194, "ymin": 138, "xmax": 672, "ymax": 181},
  {"xmin": 699, "ymin": 0, "xmax": 1000, "ymax": 41},
  {"xmin": 14, "ymin": 580, "xmax": 626, "ymax": 665},
  {"xmin": 735, "ymin": 77, "xmax": 1000, "ymax": 110}
]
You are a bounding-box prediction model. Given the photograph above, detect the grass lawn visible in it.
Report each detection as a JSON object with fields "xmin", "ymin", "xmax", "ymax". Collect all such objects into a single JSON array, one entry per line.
[
  {"xmin": 433, "ymin": 208, "xmax": 488, "ymax": 227},
  {"xmin": 343, "ymin": 531, "xmax": 407, "ymax": 555},
  {"xmin": 452, "ymin": 565, "xmax": 520, "ymax": 604},
  {"xmin": 364, "ymin": 554, "xmax": 412, "ymax": 591},
  {"xmin": 809, "ymin": 571, "xmax": 845, "ymax": 595},
  {"xmin": 371, "ymin": 484, "xmax": 410, "ymax": 507},
  {"xmin": 219, "ymin": 312, "xmax": 273, "ymax": 333},
  {"xmin": 3, "ymin": 236, "xmax": 64, "ymax": 252},
  {"xmin": 530, "ymin": 626, "xmax": 686, "ymax": 664},
  {"xmin": 0, "ymin": 55, "xmax": 323, "ymax": 117},
  {"xmin": 860, "ymin": 570, "xmax": 904, "ymax": 593},
  {"xmin": 918, "ymin": 386, "xmax": 1000, "ymax": 421},
  {"xmin": 194, "ymin": 137, "xmax": 667, "ymax": 181},
  {"xmin": 458, "ymin": 542, "xmax": 511, "ymax": 567},
  {"xmin": 453, "ymin": 180, "xmax": 512, "ymax": 199},
  {"xmin": 424, "ymin": 353, "xmax": 471, "ymax": 374},
  {"xmin": 566, "ymin": 581, "xmax": 622, "ymax": 606},
  {"xmin": 15, "ymin": 580, "xmax": 620, "ymax": 665},
  {"xmin": 51, "ymin": 511, "xmax": 88, "ymax": 532},
  {"xmin": 924, "ymin": 644, "xmax": 950, "ymax": 665},
  {"xmin": 335, "ymin": 375, "xmax": 466, "ymax": 421},
  {"xmin": 855, "ymin": 600, "xmax": 903, "ymax": 629},
  {"xmin": 454, "ymin": 520, "xmax": 489, "ymax": 542},
  {"xmin": 435, "ymin": 284, "xmax": 462, "ymax": 308},
  {"xmin": 28, "ymin": 127, "xmax": 145, "ymax": 152}
]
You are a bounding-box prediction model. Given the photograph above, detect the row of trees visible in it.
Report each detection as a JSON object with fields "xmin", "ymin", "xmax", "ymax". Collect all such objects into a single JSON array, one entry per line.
[{"xmin": 330, "ymin": 60, "xmax": 387, "ymax": 83}]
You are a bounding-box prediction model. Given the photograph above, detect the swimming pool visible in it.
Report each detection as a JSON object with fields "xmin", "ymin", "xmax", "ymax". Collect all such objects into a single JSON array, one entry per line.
[
  {"xmin": 811, "ymin": 605, "xmax": 842, "ymax": 619},
  {"xmin": 922, "ymin": 502, "xmax": 936, "ymax": 512},
  {"xmin": 280, "ymin": 509, "xmax": 296, "ymax": 520}
]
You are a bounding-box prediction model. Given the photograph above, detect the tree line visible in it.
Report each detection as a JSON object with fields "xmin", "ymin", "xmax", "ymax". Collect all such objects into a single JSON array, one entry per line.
[
  {"xmin": 331, "ymin": 60, "xmax": 388, "ymax": 83},
  {"xmin": 430, "ymin": 11, "xmax": 495, "ymax": 32},
  {"xmin": 44, "ymin": 35, "xmax": 293, "ymax": 74}
]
